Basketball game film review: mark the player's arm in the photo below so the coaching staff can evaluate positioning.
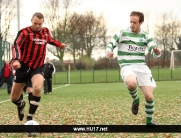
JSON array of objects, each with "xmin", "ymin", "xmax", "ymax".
[
  {"xmin": 51, "ymin": 63, "xmax": 56, "ymax": 75},
  {"xmin": 47, "ymin": 28, "xmax": 67, "ymax": 49},
  {"xmin": 106, "ymin": 32, "xmax": 120, "ymax": 58},
  {"xmin": 9, "ymin": 59, "xmax": 16, "ymax": 76},
  {"xmin": 12, "ymin": 32, "xmax": 26, "ymax": 69},
  {"xmin": 147, "ymin": 35, "xmax": 161, "ymax": 58},
  {"xmin": 149, "ymin": 46, "xmax": 161, "ymax": 58},
  {"xmin": 13, "ymin": 31, "xmax": 26, "ymax": 60}
]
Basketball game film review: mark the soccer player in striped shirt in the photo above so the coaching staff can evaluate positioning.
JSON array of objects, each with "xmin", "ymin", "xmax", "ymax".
[
  {"xmin": 106, "ymin": 11, "xmax": 161, "ymax": 126},
  {"xmin": 11, "ymin": 12, "xmax": 67, "ymax": 122}
]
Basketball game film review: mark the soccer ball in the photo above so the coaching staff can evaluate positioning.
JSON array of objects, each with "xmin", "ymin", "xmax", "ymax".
[{"xmin": 24, "ymin": 120, "xmax": 40, "ymax": 137}]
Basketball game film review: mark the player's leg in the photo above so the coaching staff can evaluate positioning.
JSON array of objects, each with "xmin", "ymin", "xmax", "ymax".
[
  {"xmin": 47, "ymin": 78, "xmax": 52, "ymax": 94},
  {"xmin": 26, "ymin": 68, "xmax": 44, "ymax": 121},
  {"xmin": 136, "ymin": 65, "xmax": 156, "ymax": 125},
  {"xmin": 26, "ymin": 80, "xmax": 33, "ymax": 104},
  {"xmin": 44, "ymin": 78, "xmax": 48, "ymax": 94},
  {"xmin": 121, "ymin": 66, "xmax": 140, "ymax": 115},
  {"xmin": 11, "ymin": 62, "xmax": 30, "ymax": 121},
  {"xmin": 139, "ymin": 86, "xmax": 156, "ymax": 125},
  {"xmin": 7, "ymin": 77, "xmax": 12, "ymax": 95},
  {"xmin": 0, "ymin": 77, "xmax": 5, "ymax": 87},
  {"xmin": 27, "ymin": 87, "xmax": 33, "ymax": 103},
  {"xmin": 11, "ymin": 82, "xmax": 26, "ymax": 121},
  {"xmin": 23, "ymin": 84, "xmax": 27, "ymax": 94}
]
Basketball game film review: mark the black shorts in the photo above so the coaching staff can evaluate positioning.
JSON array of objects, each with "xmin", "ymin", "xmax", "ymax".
[{"xmin": 14, "ymin": 62, "xmax": 44, "ymax": 83}]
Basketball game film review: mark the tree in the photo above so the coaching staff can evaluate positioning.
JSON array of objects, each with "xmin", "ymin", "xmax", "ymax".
[
  {"xmin": 80, "ymin": 11, "xmax": 107, "ymax": 57},
  {"xmin": 66, "ymin": 12, "xmax": 83, "ymax": 70},
  {"xmin": 42, "ymin": 0, "xmax": 81, "ymax": 71},
  {"xmin": 154, "ymin": 12, "xmax": 181, "ymax": 67},
  {"xmin": 174, "ymin": 36, "xmax": 181, "ymax": 50},
  {"xmin": 0, "ymin": 0, "xmax": 16, "ymax": 41},
  {"xmin": 0, "ymin": 0, "xmax": 16, "ymax": 68},
  {"xmin": 66, "ymin": 11, "xmax": 107, "ymax": 70}
]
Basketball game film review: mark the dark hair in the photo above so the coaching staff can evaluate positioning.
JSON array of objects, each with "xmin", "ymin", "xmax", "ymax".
[
  {"xmin": 32, "ymin": 12, "xmax": 44, "ymax": 20},
  {"xmin": 130, "ymin": 11, "xmax": 144, "ymax": 22}
]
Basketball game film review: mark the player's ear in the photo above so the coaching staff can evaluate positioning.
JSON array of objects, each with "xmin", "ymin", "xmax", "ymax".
[{"xmin": 140, "ymin": 21, "xmax": 143, "ymax": 25}]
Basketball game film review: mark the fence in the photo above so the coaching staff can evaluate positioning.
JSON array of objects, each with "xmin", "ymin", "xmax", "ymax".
[
  {"xmin": 0, "ymin": 39, "xmax": 12, "ymax": 89},
  {"xmin": 0, "ymin": 38, "xmax": 180, "ymax": 86},
  {"xmin": 52, "ymin": 57, "xmax": 181, "ymax": 84},
  {"xmin": 0, "ymin": 39, "xmax": 12, "ymax": 69}
]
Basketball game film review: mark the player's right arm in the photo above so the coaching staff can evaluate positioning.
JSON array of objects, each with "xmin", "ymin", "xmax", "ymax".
[{"xmin": 12, "ymin": 31, "xmax": 26, "ymax": 69}]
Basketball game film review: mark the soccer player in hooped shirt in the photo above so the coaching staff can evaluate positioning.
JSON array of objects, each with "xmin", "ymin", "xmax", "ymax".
[
  {"xmin": 106, "ymin": 11, "xmax": 161, "ymax": 126},
  {"xmin": 11, "ymin": 12, "xmax": 67, "ymax": 122}
]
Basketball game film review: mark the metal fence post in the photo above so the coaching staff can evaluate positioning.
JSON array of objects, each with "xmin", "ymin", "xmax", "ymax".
[
  {"xmin": 93, "ymin": 69, "xmax": 94, "ymax": 83},
  {"xmin": 0, "ymin": 39, "xmax": 2, "ymax": 69},
  {"xmin": 157, "ymin": 58, "xmax": 159, "ymax": 81}
]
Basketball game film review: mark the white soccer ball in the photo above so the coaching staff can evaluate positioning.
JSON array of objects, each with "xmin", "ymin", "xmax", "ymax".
[{"xmin": 24, "ymin": 120, "xmax": 40, "ymax": 137}]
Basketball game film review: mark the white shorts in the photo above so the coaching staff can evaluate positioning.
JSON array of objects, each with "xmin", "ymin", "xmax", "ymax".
[{"xmin": 120, "ymin": 64, "xmax": 156, "ymax": 89}]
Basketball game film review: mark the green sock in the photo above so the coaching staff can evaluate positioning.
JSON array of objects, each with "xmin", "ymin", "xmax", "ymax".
[
  {"xmin": 128, "ymin": 86, "xmax": 139, "ymax": 104},
  {"xmin": 134, "ymin": 97, "xmax": 140, "ymax": 104},
  {"xmin": 145, "ymin": 100, "xmax": 154, "ymax": 123}
]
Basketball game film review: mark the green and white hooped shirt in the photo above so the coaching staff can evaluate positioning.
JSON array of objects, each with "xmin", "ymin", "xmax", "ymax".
[{"xmin": 106, "ymin": 27, "xmax": 161, "ymax": 68}]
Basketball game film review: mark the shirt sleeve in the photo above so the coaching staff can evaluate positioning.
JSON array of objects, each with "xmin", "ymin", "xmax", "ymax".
[
  {"xmin": 106, "ymin": 30, "xmax": 122, "ymax": 57},
  {"xmin": 13, "ymin": 31, "xmax": 26, "ymax": 60},
  {"xmin": 47, "ymin": 28, "xmax": 64, "ymax": 48},
  {"xmin": 147, "ymin": 34, "xmax": 161, "ymax": 58}
]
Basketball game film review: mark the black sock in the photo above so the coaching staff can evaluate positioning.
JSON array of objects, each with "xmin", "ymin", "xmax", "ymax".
[
  {"xmin": 12, "ymin": 94, "xmax": 24, "ymax": 107},
  {"xmin": 28, "ymin": 92, "xmax": 33, "ymax": 104},
  {"xmin": 27, "ymin": 95, "xmax": 41, "ymax": 120}
]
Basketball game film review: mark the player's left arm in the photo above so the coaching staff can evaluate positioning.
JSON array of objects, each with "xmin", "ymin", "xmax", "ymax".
[
  {"xmin": 147, "ymin": 35, "xmax": 161, "ymax": 58},
  {"xmin": 47, "ymin": 28, "xmax": 67, "ymax": 49}
]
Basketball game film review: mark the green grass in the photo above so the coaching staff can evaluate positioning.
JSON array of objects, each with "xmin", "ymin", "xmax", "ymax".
[
  {"xmin": 0, "ymin": 81, "xmax": 180, "ymax": 137},
  {"xmin": 53, "ymin": 68, "xmax": 181, "ymax": 84}
]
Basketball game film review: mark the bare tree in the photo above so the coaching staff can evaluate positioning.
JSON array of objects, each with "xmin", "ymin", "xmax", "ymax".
[
  {"xmin": 66, "ymin": 12, "xmax": 83, "ymax": 69},
  {"xmin": 66, "ymin": 11, "xmax": 107, "ymax": 69},
  {"xmin": 81, "ymin": 11, "xmax": 107, "ymax": 57},
  {"xmin": 42, "ymin": 0, "xmax": 81, "ymax": 71},
  {"xmin": 0, "ymin": 0, "xmax": 16, "ymax": 41},
  {"xmin": 0, "ymin": 0, "xmax": 16, "ymax": 64},
  {"xmin": 174, "ymin": 37, "xmax": 181, "ymax": 50},
  {"xmin": 154, "ymin": 12, "xmax": 181, "ymax": 67}
]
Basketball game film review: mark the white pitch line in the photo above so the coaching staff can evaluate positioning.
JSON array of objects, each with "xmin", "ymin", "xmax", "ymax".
[{"xmin": 0, "ymin": 84, "xmax": 70, "ymax": 104}]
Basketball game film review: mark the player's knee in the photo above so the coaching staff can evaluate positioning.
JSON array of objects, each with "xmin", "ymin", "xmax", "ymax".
[
  {"xmin": 11, "ymin": 95, "xmax": 19, "ymax": 102},
  {"xmin": 33, "ymin": 86, "xmax": 41, "ymax": 93},
  {"xmin": 145, "ymin": 95, "xmax": 153, "ymax": 101},
  {"xmin": 127, "ymin": 82, "xmax": 137, "ymax": 91},
  {"xmin": 27, "ymin": 87, "xmax": 32, "ymax": 92}
]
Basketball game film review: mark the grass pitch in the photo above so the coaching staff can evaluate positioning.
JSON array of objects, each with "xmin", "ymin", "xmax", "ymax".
[{"xmin": 0, "ymin": 81, "xmax": 180, "ymax": 137}]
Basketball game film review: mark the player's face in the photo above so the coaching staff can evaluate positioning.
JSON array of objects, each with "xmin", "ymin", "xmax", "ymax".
[
  {"xmin": 31, "ymin": 16, "xmax": 44, "ymax": 32},
  {"xmin": 46, "ymin": 58, "xmax": 50, "ymax": 63},
  {"xmin": 130, "ymin": 16, "xmax": 143, "ymax": 34},
  {"xmin": 5, "ymin": 60, "xmax": 9, "ymax": 64}
]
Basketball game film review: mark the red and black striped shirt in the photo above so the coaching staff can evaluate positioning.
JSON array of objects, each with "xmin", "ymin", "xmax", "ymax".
[{"xmin": 12, "ymin": 26, "xmax": 63, "ymax": 69}]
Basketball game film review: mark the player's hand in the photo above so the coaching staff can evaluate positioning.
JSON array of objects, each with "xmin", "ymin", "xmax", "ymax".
[
  {"xmin": 13, "ymin": 61, "xmax": 21, "ymax": 70},
  {"xmin": 60, "ymin": 43, "xmax": 67, "ymax": 49},
  {"xmin": 107, "ymin": 52, "xmax": 114, "ymax": 58},
  {"xmin": 153, "ymin": 47, "xmax": 161, "ymax": 55}
]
